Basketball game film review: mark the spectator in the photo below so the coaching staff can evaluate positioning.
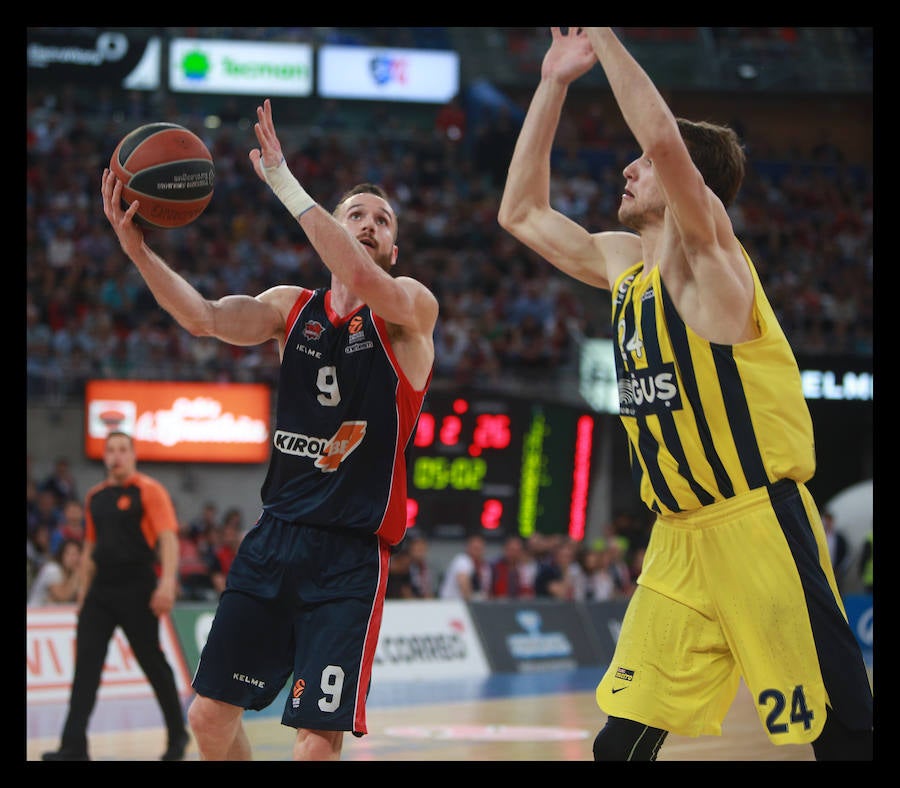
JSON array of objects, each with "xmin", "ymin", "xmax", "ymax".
[
  {"xmin": 50, "ymin": 498, "xmax": 86, "ymax": 554},
  {"xmin": 438, "ymin": 534, "xmax": 492, "ymax": 600},
  {"xmin": 534, "ymin": 538, "xmax": 583, "ymax": 600},
  {"xmin": 603, "ymin": 537, "xmax": 636, "ymax": 598},
  {"xmin": 27, "ymin": 523, "xmax": 55, "ymax": 596},
  {"xmin": 189, "ymin": 500, "xmax": 219, "ymax": 539},
  {"xmin": 490, "ymin": 535, "xmax": 534, "ymax": 598},
  {"xmin": 176, "ymin": 517, "xmax": 218, "ymax": 602},
  {"xmin": 406, "ymin": 533, "xmax": 435, "ymax": 598},
  {"xmin": 28, "ymin": 538, "xmax": 83, "ymax": 606},
  {"xmin": 523, "ymin": 532, "xmax": 554, "ymax": 588},
  {"xmin": 210, "ymin": 508, "xmax": 244, "ymax": 596},
  {"xmin": 576, "ymin": 543, "xmax": 618, "ymax": 601},
  {"xmin": 385, "ymin": 543, "xmax": 415, "ymax": 599},
  {"xmin": 28, "ymin": 487, "xmax": 64, "ymax": 540},
  {"xmin": 39, "ymin": 456, "xmax": 79, "ymax": 506}
]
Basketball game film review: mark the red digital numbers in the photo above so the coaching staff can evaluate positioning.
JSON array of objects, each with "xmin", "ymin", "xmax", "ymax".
[
  {"xmin": 481, "ymin": 499, "xmax": 503, "ymax": 530},
  {"xmin": 439, "ymin": 415, "xmax": 462, "ymax": 446},
  {"xmin": 413, "ymin": 413, "xmax": 435, "ymax": 447},
  {"xmin": 470, "ymin": 414, "xmax": 511, "ymax": 456},
  {"xmin": 406, "ymin": 497, "xmax": 419, "ymax": 527},
  {"xmin": 413, "ymin": 398, "xmax": 511, "ymax": 457}
]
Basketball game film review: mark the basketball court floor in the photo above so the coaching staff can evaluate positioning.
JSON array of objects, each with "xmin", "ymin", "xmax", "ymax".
[{"xmin": 27, "ymin": 667, "xmax": 832, "ymax": 763}]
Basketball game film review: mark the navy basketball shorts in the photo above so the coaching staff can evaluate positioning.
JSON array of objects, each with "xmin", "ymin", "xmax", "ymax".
[{"xmin": 191, "ymin": 511, "xmax": 391, "ymax": 735}]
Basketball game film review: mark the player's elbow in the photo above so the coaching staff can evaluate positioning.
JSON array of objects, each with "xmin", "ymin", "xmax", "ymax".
[
  {"xmin": 497, "ymin": 191, "xmax": 529, "ymax": 231},
  {"xmin": 498, "ymin": 200, "xmax": 534, "ymax": 239},
  {"xmin": 181, "ymin": 317, "xmax": 212, "ymax": 338}
]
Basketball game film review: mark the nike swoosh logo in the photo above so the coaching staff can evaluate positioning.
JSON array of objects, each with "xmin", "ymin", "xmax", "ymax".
[{"xmin": 611, "ymin": 687, "xmax": 627, "ymax": 694}]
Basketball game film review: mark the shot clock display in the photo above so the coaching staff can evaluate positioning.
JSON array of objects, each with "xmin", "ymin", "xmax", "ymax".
[{"xmin": 405, "ymin": 391, "xmax": 600, "ymax": 540}]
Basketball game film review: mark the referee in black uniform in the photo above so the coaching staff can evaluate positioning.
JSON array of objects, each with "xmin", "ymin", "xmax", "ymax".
[{"xmin": 42, "ymin": 432, "xmax": 189, "ymax": 761}]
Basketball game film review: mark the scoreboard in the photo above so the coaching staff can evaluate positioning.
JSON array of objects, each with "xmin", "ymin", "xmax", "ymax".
[{"xmin": 405, "ymin": 391, "xmax": 601, "ymax": 540}]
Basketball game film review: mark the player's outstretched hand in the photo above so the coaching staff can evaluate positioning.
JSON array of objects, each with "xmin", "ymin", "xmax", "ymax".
[
  {"xmin": 101, "ymin": 168, "xmax": 144, "ymax": 257},
  {"xmin": 543, "ymin": 27, "xmax": 598, "ymax": 84},
  {"xmin": 249, "ymin": 98, "xmax": 286, "ymax": 183}
]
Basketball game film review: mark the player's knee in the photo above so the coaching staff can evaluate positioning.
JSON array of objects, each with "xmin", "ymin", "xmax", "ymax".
[
  {"xmin": 293, "ymin": 728, "xmax": 343, "ymax": 761},
  {"xmin": 187, "ymin": 694, "xmax": 238, "ymax": 737},
  {"xmin": 593, "ymin": 716, "xmax": 668, "ymax": 761}
]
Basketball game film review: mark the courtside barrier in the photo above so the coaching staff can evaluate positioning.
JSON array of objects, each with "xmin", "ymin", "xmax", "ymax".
[
  {"xmin": 26, "ymin": 605, "xmax": 192, "ymax": 704},
  {"xmin": 26, "ymin": 594, "xmax": 871, "ymax": 701},
  {"xmin": 842, "ymin": 593, "xmax": 873, "ymax": 666},
  {"xmin": 468, "ymin": 599, "xmax": 622, "ymax": 673}
]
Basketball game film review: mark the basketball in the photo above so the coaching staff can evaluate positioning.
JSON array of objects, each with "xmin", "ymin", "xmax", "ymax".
[{"xmin": 109, "ymin": 123, "xmax": 215, "ymax": 229}]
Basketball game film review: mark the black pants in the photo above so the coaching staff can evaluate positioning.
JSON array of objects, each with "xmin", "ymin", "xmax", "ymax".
[{"xmin": 58, "ymin": 575, "xmax": 185, "ymax": 754}]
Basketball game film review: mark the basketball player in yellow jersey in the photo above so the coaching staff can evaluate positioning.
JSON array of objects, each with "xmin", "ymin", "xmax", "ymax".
[{"xmin": 499, "ymin": 27, "xmax": 872, "ymax": 761}]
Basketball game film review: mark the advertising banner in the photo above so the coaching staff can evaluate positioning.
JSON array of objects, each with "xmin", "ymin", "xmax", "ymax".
[
  {"xmin": 842, "ymin": 593, "xmax": 874, "ymax": 666},
  {"xmin": 580, "ymin": 599, "xmax": 629, "ymax": 666},
  {"xmin": 171, "ymin": 599, "xmax": 489, "ymax": 682},
  {"xmin": 468, "ymin": 600, "xmax": 607, "ymax": 673},
  {"xmin": 169, "ymin": 39, "xmax": 313, "ymax": 96},
  {"xmin": 170, "ymin": 603, "xmax": 218, "ymax": 677},
  {"xmin": 318, "ymin": 45, "xmax": 459, "ymax": 103},
  {"xmin": 26, "ymin": 28, "xmax": 160, "ymax": 89},
  {"xmin": 26, "ymin": 606, "xmax": 192, "ymax": 703},
  {"xmin": 373, "ymin": 600, "xmax": 490, "ymax": 680},
  {"xmin": 84, "ymin": 379, "xmax": 271, "ymax": 463}
]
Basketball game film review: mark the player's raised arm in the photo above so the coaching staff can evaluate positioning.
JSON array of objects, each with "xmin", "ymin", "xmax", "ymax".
[
  {"xmin": 101, "ymin": 168, "xmax": 288, "ymax": 348},
  {"xmin": 251, "ymin": 99, "xmax": 437, "ymax": 337},
  {"xmin": 584, "ymin": 27, "xmax": 734, "ymax": 257},
  {"xmin": 499, "ymin": 27, "xmax": 640, "ymax": 290}
]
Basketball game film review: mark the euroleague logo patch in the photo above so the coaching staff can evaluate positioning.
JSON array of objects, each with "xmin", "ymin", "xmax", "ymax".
[
  {"xmin": 384, "ymin": 725, "xmax": 590, "ymax": 742},
  {"xmin": 291, "ymin": 678, "xmax": 306, "ymax": 709}
]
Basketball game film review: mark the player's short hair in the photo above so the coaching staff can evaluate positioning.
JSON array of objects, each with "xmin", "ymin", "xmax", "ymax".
[
  {"xmin": 677, "ymin": 119, "xmax": 746, "ymax": 207},
  {"xmin": 334, "ymin": 183, "xmax": 398, "ymax": 240}
]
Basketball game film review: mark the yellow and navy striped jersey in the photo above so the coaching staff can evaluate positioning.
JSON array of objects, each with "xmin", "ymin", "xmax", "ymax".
[{"xmin": 610, "ymin": 245, "xmax": 815, "ymax": 515}]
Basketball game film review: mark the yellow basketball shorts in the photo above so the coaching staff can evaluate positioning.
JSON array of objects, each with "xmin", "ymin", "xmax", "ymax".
[{"xmin": 596, "ymin": 480, "xmax": 872, "ymax": 744}]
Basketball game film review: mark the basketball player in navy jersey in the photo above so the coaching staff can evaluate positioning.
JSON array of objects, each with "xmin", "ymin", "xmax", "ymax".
[
  {"xmin": 101, "ymin": 98, "xmax": 438, "ymax": 760},
  {"xmin": 499, "ymin": 28, "xmax": 872, "ymax": 760}
]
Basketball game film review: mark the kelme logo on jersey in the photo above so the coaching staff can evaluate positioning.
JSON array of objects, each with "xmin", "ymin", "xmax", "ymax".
[
  {"xmin": 273, "ymin": 421, "xmax": 367, "ymax": 472},
  {"xmin": 618, "ymin": 363, "xmax": 682, "ymax": 417}
]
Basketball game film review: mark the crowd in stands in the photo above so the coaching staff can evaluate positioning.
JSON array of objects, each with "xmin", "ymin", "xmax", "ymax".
[
  {"xmin": 392, "ymin": 516, "xmax": 650, "ymax": 603},
  {"xmin": 27, "ymin": 58, "xmax": 872, "ymax": 404}
]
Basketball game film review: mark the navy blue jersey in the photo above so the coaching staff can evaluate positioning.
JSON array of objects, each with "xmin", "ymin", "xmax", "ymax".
[{"xmin": 260, "ymin": 288, "xmax": 429, "ymax": 545}]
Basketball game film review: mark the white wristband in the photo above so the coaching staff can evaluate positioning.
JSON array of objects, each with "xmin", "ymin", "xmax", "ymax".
[{"xmin": 263, "ymin": 157, "xmax": 316, "ymax": 218}]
